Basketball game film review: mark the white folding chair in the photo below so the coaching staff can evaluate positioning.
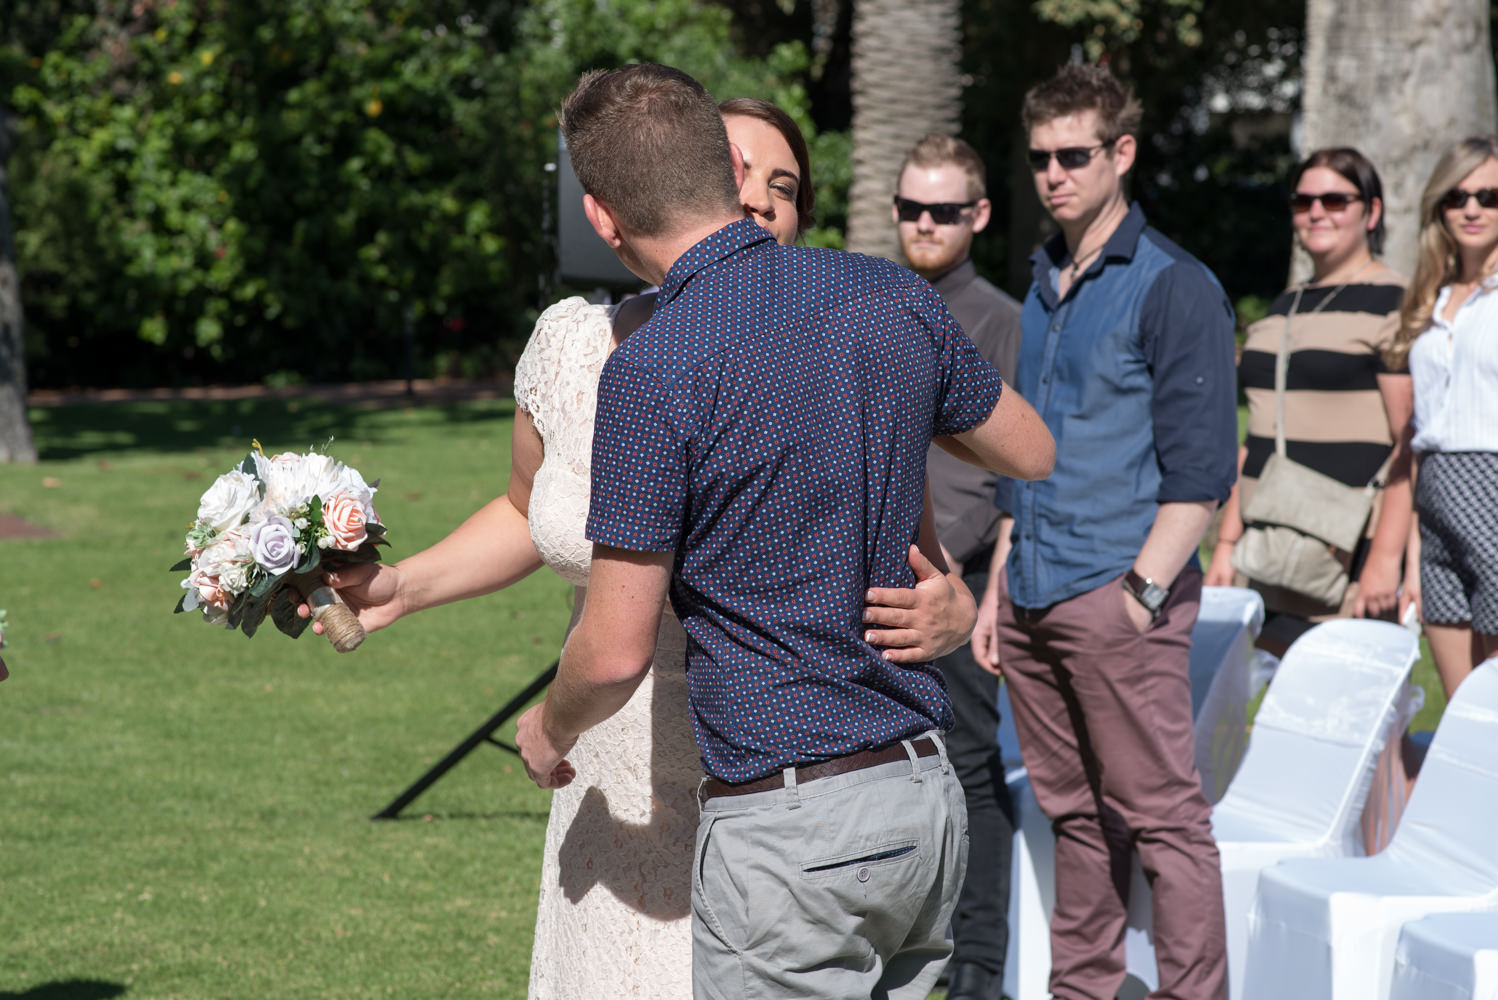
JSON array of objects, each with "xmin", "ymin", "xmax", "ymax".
[
  {"xmin": 1242, "ymin": 657, "xmax": 1498, "ymax": 1000},
  {"xmin": 1207, "ymin": 618, "xmax": 1420, "ymax": 1000},
  {"xmin": 1390, "ymin": 913, "xmax": 1498, "ymax": 1000},
  {"xmin": 1001, "ymin": 587, "xmax": 1265, "ymax": 1000}
]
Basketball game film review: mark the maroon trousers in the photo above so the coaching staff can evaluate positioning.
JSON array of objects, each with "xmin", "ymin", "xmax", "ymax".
[{"xmin": 994, "ymin": 566, "xmax": 1227, "ymax": 1000}]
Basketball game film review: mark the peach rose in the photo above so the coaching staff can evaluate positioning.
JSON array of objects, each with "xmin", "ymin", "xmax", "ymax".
[{"xmin": 323, "ymin": 491, "xmax": 368, "ymax": 549}]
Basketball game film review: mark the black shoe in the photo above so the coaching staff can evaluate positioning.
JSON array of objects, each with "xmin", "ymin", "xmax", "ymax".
[{"xmin": 944, "ymin": 961, "xmax": 1002, "ymax": 1000}]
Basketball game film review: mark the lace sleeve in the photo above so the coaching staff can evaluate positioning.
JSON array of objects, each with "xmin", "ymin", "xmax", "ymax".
[{"xmin": 513, "ymin": 296, "xmax": 598, "ymax": 440}]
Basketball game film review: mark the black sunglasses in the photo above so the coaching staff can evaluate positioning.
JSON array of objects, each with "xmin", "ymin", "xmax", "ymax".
[
  {"xmin": 1439, "ymin": 187, "xmax": 1498, "ymax": 211},
  {"xmin": 893, "ymin": 196, "xmax": 977, "ymax": 225},
  {"xmin": 1026, "ymin": 140, "xmax": 1115, "ymax": 172},
  {"xmin": 1289, "ymin": 192, "xmax": 1363, "ymax": 214}
]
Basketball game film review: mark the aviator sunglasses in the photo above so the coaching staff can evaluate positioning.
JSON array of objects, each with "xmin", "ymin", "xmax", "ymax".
[
  {"xmin": 1439, "ymin": 187, "xmax": 1498, "ymax": 211},
  {"xmin": 1026, "ymin": 140, "xmax": 1115, "ymax": 172},
  {"xmin": 1289, "ymin": 192, "xmax": 1362, "ymax": 214},
  {"xmin": 893, "ymin": 196, "xmax": 977, "ymax": 225}
]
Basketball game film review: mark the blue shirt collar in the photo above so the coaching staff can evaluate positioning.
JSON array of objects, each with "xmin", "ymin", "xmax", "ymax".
[
  {"xmin": 1031, "ymin": 201, "xmax": 1148, "ymax": 308},
  {"xmin": 658, "ymin": 217, "xmax": 776, "ymax": 305}
]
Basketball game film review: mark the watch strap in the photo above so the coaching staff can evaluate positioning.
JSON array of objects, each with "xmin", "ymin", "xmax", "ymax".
[{"xmin": 1123, "ymin": 569, "xmax": 1167, "ymax": 614}]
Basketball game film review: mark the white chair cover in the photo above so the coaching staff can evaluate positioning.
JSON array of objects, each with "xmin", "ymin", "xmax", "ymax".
[
  {"xmin": 1390, "ymin": 913, "xmax": 1498, "ymax": 1000},
  {"xmin": 1208, "ymin": 619, "xmax": 1420, "ymax": 1000},
  {"xmin": 1001, "ymin": 586, "xmax": 1265, "ymax": 1000},
  {"xmin": 1243, "ymin": 657, "xmax": 1498, "ymax": 1000}
]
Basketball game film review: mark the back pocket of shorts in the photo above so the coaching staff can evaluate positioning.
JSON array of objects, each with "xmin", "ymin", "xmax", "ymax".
[{"xmin": 800, "ymin": 842, "xmax": 918, "ymax": 879}]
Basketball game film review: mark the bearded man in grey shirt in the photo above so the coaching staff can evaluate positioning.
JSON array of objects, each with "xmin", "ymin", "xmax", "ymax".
[{"xmin": 892, "ymin": 133, "xmax": 1022, "ymax": 1000}]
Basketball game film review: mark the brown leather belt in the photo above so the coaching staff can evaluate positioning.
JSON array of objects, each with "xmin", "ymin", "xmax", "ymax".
[{"xmin": 701, "ymin": 736, "xmax": 940, "ymax": 800}]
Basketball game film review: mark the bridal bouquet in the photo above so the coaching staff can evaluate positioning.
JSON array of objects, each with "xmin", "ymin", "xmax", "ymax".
[{"xmin": 172, "ymin": 443, "xmax": 387, "ymax": 651}]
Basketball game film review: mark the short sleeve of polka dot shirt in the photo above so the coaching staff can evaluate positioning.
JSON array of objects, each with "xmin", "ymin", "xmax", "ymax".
[{"xmin": 587, "ymin": 218, "xmax": 1003, "ymax": 782}]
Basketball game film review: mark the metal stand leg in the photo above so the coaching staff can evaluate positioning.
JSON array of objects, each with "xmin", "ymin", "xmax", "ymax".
[{"xmin": 371, "ymin": 661, "xmax": 557, "ymax": 820}]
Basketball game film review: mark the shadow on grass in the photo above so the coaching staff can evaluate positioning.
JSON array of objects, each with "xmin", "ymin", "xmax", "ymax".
[
  {"xmin": 0, "ymin": 981, "xmax": 127, "ymax": 999},
  {"xmin": 28, "ymin": 396, "xmax": 511, "ymax": 462},
  {"xmin": 372, "ymin": 808, "xmax": 553, "ymax": 823}
]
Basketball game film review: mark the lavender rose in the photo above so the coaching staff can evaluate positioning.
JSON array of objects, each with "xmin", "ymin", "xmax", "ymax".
[{"xmin": 251, "ymin": 515, "xmax": 300, "ymax": 576}]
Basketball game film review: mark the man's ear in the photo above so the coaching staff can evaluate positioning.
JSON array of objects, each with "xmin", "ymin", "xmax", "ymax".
[
  {"xmin": 970, "ymin": 197, "xmax": 993, "ymax": 235},
  {"xmin": 1111, "ymin": 134, "xmax": 1137, "ymax": 178},
  {"xmin": 728, "ymin": 142, "xmax": 745, "ymax": 193},
  {"xmin": 583, "ymin": 193, "xmax": 623, "ymax": 248}
]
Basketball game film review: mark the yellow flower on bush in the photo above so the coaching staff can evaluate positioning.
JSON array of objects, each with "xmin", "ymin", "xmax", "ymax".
[
  {"xmin": 200, "ymin": 51, "xmax": 215, "ymax": 67},
  {"xmin": 168, "ymin": 71, "xmax": 183, "ymax": 85},
  {"xmin": 364, "ymin": 99, "xmax": 383, "ymax": 118}
]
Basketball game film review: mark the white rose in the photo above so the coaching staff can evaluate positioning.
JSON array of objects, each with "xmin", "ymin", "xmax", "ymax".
[{"xmin": 196, "ymin": 470, "xmax": 262, "ymax": 536}]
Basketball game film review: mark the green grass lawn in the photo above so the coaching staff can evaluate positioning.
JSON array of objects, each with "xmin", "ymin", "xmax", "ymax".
[
  {"xmin": 2, "ymin": 397, "xmax": 573, "ymax": 999},
  {"xmin": 0, "ymin": 395, "xmax": 1448, "ymax": 1000}
]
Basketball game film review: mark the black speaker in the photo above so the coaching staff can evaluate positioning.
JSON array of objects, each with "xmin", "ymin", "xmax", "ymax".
[{"xmin": 555, "ymin": 131, "xmax": 643, "ymax": 289}]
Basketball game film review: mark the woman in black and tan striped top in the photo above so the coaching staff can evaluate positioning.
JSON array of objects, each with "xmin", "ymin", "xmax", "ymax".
[{"xmin": 1206, "ymin": 147, "xmax": 1415, "ymax": 654}]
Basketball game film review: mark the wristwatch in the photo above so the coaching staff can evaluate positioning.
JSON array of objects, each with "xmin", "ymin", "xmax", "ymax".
[{"xmin": 1123, "ymin": 569, "xmax": 1169, "ymax": 617}]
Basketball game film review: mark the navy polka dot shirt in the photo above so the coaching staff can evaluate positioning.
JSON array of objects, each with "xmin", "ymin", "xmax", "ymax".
[{"xmin": 587, "ymin": 218, "xmax": 1004, "ymax": 782}]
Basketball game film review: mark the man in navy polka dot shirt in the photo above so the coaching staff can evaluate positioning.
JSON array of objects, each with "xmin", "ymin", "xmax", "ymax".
[{"xmin": 515, "ymin": 63, "xmax": 1054, "ymax": 998}]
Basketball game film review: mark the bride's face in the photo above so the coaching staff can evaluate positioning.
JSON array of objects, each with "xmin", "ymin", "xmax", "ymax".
[{"xmin": 724, "ymin": 114, "xmax": 802, "ymax": 246}]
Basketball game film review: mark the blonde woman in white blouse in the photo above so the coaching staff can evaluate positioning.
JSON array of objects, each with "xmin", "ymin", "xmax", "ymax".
[{"xmin": 1388, "ymin": 136, "xmax": 1498, "ymax": 697}]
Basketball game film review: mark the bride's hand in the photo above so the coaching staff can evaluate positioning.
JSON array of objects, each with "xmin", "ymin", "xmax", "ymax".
[
  {"xmin": 297, "ymin": 561, "xmax": 407, "ymax": 636},
  {"xmin": 862, "ymin": 545, "xmax": 976, "ymax": 663}
]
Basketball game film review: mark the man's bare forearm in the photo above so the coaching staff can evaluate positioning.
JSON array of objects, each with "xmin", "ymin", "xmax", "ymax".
[{"xmin": 1133, "ymin": 500, "xmax": 1218, "ymax": 586}]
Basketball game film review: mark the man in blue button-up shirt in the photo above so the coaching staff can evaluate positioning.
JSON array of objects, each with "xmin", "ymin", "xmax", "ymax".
[{"xmin": 972, "ymin": 63, "xmax": 1237, "ymax": 1000}]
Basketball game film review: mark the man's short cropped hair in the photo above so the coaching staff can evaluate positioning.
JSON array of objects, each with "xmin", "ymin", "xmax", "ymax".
[
  {"xmin": 560, "ymin": 63, "xmax": 742, "ymax": 237},
  {"xmin": 897, "ymin": 134, "xmax": 987, "ymax": 203},
  {"xmin": 1021, "ymin": 63, "xmax": 1143, "ymax": 144}
]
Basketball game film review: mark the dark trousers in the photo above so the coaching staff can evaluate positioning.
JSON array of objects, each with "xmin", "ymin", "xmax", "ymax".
[
  {"xmin": 936, "ymin": 567, "xmax": 1015, "ymax": 978},
  {"xmin": 993, "ymin": 566, "xmax": 1226, "ymax": 1000}
]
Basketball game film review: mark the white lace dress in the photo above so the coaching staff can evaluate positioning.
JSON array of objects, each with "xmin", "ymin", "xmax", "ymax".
[{"xmin": 513, "ymin": 297, "xmax": 697, "ymax": 1000}]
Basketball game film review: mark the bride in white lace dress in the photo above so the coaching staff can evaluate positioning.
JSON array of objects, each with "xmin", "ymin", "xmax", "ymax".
[{"xmin": 316, "ymin": 101, "xmax": 975, "ymax": 998}]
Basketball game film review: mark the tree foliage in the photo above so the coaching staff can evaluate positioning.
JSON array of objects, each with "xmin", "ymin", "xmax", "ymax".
[{"xmin": 4, "ymin": 0, "xmax": 829, "ymax": 388}]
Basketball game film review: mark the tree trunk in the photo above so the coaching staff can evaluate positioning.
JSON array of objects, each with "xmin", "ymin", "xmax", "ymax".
[
  {"xmin": 0, "ymin": 105, "xmax": 37, "ymax": 464},
  {"xmin": 1300, "ymin": 0, "xmax": 1497, "ymax": 280},
  {"xmin": 844, "ymin": 0, "xmax": 963, "ymax": 260}
]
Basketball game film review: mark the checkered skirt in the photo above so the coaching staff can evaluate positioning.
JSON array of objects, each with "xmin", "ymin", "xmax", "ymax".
[{"xmin": 1415, "ymin": 450, "xmax": 1498, "ymax": 632}]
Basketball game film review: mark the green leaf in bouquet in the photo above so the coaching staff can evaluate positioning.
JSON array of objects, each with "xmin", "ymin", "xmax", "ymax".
[
  {"xmin": 225, "ymin": 588, "xmax": 254, "ymax": 629},
  {"xmin": 333, "ymin": 540, "xmax": 386, "ymax": 566},
  {"xmin": 238, "ymin": 587, "xmax": 274, "ymax": 638},
  {"xmin": 270, "ymin": 586, "xmax": 312, "ymax": 639},
  {"xmin": 239, "ymin": 453, "xmax": 257, "ymax": 478},
  {"xmin": 170, "ymin": 556, "xmax": 192, "ymax": 572},
  {"xmin": 294, "ymin": 546, "xmax": 322, "ymax": 575},
  {"xmin": 365, "ymin": 522, "xmax": 388, "ymax": 542},
  {"xmin": 249, "ymin": 569, "xmax": 280, "ymax": 599}
]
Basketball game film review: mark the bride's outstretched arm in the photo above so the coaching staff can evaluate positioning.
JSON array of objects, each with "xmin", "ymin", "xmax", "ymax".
[{"xmin": 308, "ymin": 407, "xmax": 547, "ymax": 635}]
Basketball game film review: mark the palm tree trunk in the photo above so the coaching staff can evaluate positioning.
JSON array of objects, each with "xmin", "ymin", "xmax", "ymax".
[
  {"xmin": 1300, "ymin": 0, "xmax": 1497, "ymax": 280},
  {"xmin": 845, "ymin": 0, "xmax": 963, "ymax": 260},
  {"xmin": 0, "ymin": 105, "xmax": 37, "ymax": 464}
]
